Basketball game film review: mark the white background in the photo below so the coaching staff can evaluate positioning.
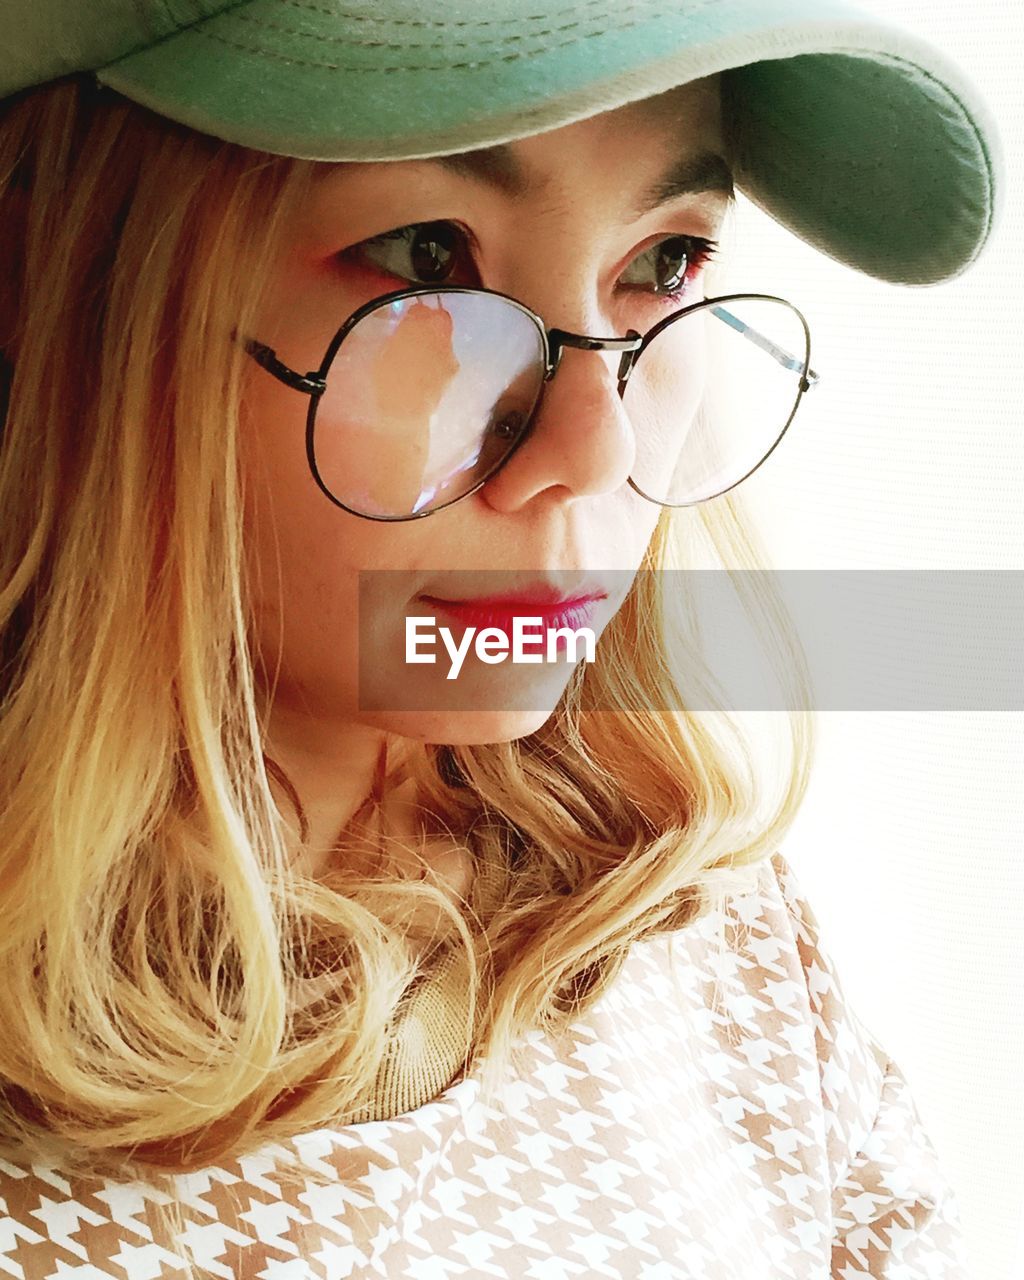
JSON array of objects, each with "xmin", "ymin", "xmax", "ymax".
[{"xmin": 715, "ymin": 4, "xmax": 1023, "ymax": 1277}]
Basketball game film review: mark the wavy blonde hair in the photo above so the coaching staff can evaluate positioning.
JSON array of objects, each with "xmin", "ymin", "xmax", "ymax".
[{"xmin": 0, "ymin": 74, "xmax": 814, "ymax": 1272}]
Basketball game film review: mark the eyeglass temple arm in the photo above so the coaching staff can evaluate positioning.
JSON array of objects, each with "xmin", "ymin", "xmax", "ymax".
[
  {"xmin": 240, "ymin": 336, "xmax": 327, "ymax": 396},
  {"xmin": 710, "ymin": 305, "xmax": 821, "ymax": 392}
]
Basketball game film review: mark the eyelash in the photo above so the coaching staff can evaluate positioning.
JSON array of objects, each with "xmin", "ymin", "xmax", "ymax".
[
  {"xmin": 649, "ymin": 235, "xmax": 719, "ymax": 301},
  {"xmin": 346, "ymin": 221, "xmax": 719, "ymax": 304}
]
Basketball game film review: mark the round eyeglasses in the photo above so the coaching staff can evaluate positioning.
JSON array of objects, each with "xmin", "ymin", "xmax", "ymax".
[{"xmin": 240, "ymin": 286, "xmax": 820, "ymax": 522}]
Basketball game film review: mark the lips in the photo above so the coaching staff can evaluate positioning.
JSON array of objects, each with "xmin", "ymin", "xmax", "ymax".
[
  {"xmin": 424, "ymin": 581, "xmax": 605, "ymax": 605},
  {"xmin": 422, "ymin": 588, "xmax": 605, "ymax": 609},
  {"xmin": 419, "ymin": 593, "xmax": 604, "ymax": 635}
]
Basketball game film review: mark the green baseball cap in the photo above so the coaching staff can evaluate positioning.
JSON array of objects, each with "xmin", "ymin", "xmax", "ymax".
[{"xmin": 1, "ymin": 0, "xmax": 1004, "ymax": 286}]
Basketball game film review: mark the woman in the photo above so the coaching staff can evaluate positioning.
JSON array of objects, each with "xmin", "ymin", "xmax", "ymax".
[{"xmin": 0, "ymin": 1, "xmax": 1002, "ymax": 1276}]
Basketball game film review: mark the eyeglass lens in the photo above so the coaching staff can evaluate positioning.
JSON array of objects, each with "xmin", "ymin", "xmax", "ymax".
[
  {"xmin": 310, "ymin": 292, "xmax": 808, "ymax": 518},
  {"xmin": 312, "ymin": 293, "xmax": 544, "ymax": 518},
  {"xmin": 625, "ymin": 297, "xmax": 809, "ymax": 506}
]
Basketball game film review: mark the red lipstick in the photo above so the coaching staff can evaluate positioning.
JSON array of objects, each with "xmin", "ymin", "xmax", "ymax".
[{"xmin": 419, "ymin": 586, "xmax": 606, "ymax": 648}]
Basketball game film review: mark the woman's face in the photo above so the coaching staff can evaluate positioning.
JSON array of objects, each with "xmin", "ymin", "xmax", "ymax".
[{"xmin": 241, "ymin": 77, "xmax": 732, "ymax": 745}]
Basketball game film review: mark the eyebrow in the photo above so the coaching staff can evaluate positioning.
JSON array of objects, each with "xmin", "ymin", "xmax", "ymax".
[{"xmin": 423, "ymin": 144, "xmax": 736, "ymax": 216}]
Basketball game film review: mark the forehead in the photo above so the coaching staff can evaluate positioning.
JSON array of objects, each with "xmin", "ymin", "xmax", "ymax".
[
  {"xmin": 523, "ymin": 76, "xmax": 726, "ymax": 155},
  {"xmin": 439, "ymin": 77, "xmax": 728, "ymax": 201},
  {"xmin": 298, "ymin": 77, "xmax": 729, "ymax": 244}
]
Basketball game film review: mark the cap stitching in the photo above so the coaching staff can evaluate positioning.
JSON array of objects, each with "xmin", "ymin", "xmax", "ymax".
[
  {"xmin": 192, "ymin": 22, "xmax": 644, "ymax": 70},
  {"xmin": 92, "ymin": 0, "xmax": 264, "ymax": 74},
  {"xmin": 232, "ymin": 8, "xmax": 605, "ymax": 51},
  {"xmin": 279, "ymin": 0, "xmax": 612, "ymax": 29},
  {"xmin": 199, "ymin": 0, "xmax": 718, "ymax": 66}
]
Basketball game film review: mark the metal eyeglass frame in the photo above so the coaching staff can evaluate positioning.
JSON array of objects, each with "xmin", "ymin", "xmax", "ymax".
[{"xmin": 239, "ymin": 285, "xmax": 820, "ymax": 523}]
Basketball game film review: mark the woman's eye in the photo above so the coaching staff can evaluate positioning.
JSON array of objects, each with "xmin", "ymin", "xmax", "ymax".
[
  {"xmin": 345, "ymin": 222, "xmax": 717, "ymax": 300},
  {"xmin": 349, "ymin": 220, "xmax": 474, "ymax": 286},
  {"xmin": 621, "ymin": 235, "xmax": 719, "ymax": 298}
]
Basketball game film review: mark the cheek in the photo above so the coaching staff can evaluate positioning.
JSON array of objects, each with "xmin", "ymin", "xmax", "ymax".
[
  {"xmin": 239, "ymin": 379, "xmax": 444, "ymax": 712},
  {"xmin": 602, "ymin": 487, "xmax": 664, "ymax": 571},
  {"xmin": 240, "ymin": 377, "xmax": 363, "ymax": 698}
]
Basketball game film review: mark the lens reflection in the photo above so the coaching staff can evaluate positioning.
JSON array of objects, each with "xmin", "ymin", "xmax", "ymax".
[{"xmin": 312, "ymin": 292, "xmax": 545, "ymax": 518}]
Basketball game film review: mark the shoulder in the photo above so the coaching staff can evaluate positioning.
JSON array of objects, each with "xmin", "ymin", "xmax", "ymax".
[{"xmin": 649, "ymin": 850, "xmax": 890, "ymax": 1187}]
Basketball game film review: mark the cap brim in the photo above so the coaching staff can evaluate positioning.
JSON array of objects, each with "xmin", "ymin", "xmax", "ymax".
[{"xmin": 96, "ymin": 0, "xmax": 1004, "ymax": 285}]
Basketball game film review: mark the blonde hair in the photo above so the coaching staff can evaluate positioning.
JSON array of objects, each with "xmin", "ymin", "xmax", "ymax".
[{"xmin": 0, "ymin": 74, "xmax": 814, "ymax": 1272}]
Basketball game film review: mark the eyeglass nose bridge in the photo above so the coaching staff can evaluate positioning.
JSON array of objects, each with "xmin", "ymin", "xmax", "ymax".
[{"xmin": 545, "ymin": 327, "xmax": 645, "ymax": 386}]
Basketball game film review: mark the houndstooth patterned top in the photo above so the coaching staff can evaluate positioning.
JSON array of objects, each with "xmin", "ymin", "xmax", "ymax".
[{"xmin": 0, "ymin": 852, "xmax": 969, "ymax": 1278}]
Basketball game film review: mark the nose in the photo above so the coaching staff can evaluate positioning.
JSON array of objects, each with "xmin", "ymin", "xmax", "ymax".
[{"xmin": 479, "ymin": 336, "xmax": 637, "ymax": 513}]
